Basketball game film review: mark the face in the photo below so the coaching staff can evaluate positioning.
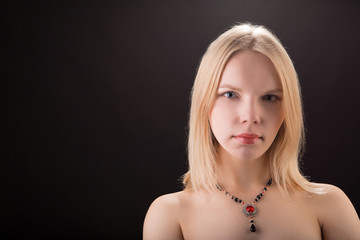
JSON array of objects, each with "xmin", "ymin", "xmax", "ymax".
[{"xmin": 209, "ymin": 50, "xmax": 284, "ymax": 161}]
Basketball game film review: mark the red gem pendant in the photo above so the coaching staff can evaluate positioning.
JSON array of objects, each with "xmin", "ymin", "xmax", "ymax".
[
  {"xmin": 243, "ymin": 204, "xmax": 258, "ymax": 217},
  {"xmin": 246, "ymin": 205, "xmax": 255, "ymax": 212}
]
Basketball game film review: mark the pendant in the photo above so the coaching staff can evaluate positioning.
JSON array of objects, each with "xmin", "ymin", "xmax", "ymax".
[
  {"xmin": 250, "ymin": 223, "xmax": 256, "ymax": 232},
  {"xmin": 243, "ymin": 203, "xmax": 258, "ymax": 217}
]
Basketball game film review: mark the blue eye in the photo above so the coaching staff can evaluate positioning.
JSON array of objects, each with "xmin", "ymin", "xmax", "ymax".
[
  {"xmin": 263, "ymin": 94, "xmax": 280, "ymax": 102},
  {"xmin": 224, "ymin": 91, "xmax": 237, "ymax": 98}
]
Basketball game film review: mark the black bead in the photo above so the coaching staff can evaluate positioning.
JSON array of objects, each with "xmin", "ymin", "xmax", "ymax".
[
  {"xmin": 257, "ymin": 195, "xmax": 261, "ymax": 199},
  {"xmin": 264, "ymin": 187, "xmax": 267, "ymax": 191},
  {"xmin": 250, "ymin": 219, "xmax": 254, "ymax": 223},
  {"xmin": 250, "ymin": 224, "xmax": 256, "ymax": 232},
  {"xmin": 234, "ymin": 197, "xmax": 238, "ymax": 202},
  {"xmin": 239, "ymin": 199, "xmax": 242, "ymax": 203},
  {"xmin": 255, "ymin": 198, "xmax": 258, "ymax": 202},
  {"xmin": 231, "ymin": 196, "xmax": 234, "ymax": 200},
  {"xmin": 260, "ymin": 193, "xmax": 263, "ymax": 197}
]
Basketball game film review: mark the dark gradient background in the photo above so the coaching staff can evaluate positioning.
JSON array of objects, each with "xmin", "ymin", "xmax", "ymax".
[{"xmin": 3, "ymin": 1, "xmax": 360, "ymax": 239}]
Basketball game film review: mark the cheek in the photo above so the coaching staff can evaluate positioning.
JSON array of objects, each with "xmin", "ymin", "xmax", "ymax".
[
  {"xmin": 210, "ymin": 107, "xmax": 226, "ymax": 125},
  {"xmin": 209, "ymin": 107, "xmax": 223, "ymax": 134},
  {"xmin": 265, "ymin": 105, "xmax": 284, "ymax": 132},
  {"xmin": 277, "ymin": 106, "xmax": 285, "ymax": 126},
  {"xmin": 209, "ymin": 101, "xmax": 234, "ymax": 136}
]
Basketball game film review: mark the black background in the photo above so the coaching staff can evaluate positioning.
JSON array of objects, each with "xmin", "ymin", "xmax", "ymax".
[{"xmin": 3, "ymin": 1, "xmax": 360, "ymax": 239}]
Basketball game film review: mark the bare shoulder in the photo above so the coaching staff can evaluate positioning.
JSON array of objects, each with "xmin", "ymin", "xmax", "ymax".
[
  {"xmin": 306, "ymin": 183, "xmax": 360, "ymax": 240},
  {"xmin": 307, "ymin": 183, "xmax": 356, "ymax": 207},
  {"xmin": 143, "ymin": 191, "xmax": 189, "ymax": 240},
  {"xmin": 307, "ymin": 183, "xmax": 357, "ymax": 216}
]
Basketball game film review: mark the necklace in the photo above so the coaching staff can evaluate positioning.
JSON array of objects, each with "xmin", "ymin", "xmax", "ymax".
[{"xmin": 216, "ymin": 178, "xmax": 272, "ymax": 233}]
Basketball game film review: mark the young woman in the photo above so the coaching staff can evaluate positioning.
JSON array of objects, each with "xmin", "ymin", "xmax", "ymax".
[{"xmin": 143, "ymin": 23, "xmax": 360, "ymax": 240}]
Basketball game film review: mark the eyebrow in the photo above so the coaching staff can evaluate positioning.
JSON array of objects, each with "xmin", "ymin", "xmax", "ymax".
[
  {"xmin": 265, "ymin": 88, "xmax": 283, "ymax": 94},
  {"xmin": 218, "ymin": 84, "xmax": 242, "ymax": 92},
  {"xmin": 218, "ymin": 84, "xmax": 283, "ymax": 94}
]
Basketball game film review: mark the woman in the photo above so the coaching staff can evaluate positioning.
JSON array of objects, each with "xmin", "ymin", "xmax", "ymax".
[{"xmin": 143, "ymin": 23, "xmax": 360, "ymax": 239}]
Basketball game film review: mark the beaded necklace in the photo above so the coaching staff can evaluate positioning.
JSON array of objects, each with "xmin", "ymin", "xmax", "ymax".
[{"xmin": 216, "ymin": 178, "xmax": 272, "ymax": 233}]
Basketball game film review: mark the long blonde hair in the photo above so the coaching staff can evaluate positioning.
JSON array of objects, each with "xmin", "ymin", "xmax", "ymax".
[{"xmin": 183, "ymin": 22, "xmax": 316, "ymax": 194}]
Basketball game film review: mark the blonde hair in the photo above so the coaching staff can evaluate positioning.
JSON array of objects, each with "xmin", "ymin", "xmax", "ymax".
[{"xmin": 183, "ymin": 22, "xmax": 316, "ymax": 195}]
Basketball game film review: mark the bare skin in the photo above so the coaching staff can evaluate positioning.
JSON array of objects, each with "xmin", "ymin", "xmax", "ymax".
[
  {"xmin": 143, "ymin": 51, "xmax": 360, "ymax": 239},
  {"xmin": 143, "ymin": 183, "xmax": 360, "ymax": 240}
]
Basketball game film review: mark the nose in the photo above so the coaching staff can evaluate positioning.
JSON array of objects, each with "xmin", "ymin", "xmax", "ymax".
[{"xmin": 239, "ymin": 98, "xmax": 261, "ymax": 124}]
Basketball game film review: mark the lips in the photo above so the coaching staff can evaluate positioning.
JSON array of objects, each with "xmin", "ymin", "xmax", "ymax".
[{"xmin": 234, "ymin": 133, "xmax": 261, "ymax": 144}]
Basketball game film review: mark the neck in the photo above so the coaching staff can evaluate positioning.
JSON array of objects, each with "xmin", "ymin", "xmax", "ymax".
[{"xmin": 216, "ymin": 146, "xmax": 271, "ymax": 194}]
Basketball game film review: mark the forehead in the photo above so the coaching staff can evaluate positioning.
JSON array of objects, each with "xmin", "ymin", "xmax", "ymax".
[{"xmin": 219, "ymin": 50, "xmax": 281, "ymax": 90}]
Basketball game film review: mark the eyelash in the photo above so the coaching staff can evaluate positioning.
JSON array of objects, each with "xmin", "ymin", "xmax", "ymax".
[
  {"xmin": 262, "ymin": 94, "xmax": 281, "ymax": 102},
  {"xmin": 222, "ymin": 91, "xmax": 238, "ymax": 98},
  {"xmin": 221, "ymin": 91, "xmax": 281, "ymax": 102}
]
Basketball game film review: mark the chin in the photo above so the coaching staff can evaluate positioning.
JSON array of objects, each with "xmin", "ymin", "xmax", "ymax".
[{"xmin": 227, "ymin": 149, "xmax": 264, "ymax": 162}]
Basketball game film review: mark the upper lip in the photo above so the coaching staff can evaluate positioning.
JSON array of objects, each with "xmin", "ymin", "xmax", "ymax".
[{"xmin": 235, "ymin": 133, "xmax": 260, "ymax": 139}]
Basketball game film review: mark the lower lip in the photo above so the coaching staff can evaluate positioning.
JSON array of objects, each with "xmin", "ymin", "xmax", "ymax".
[{"xmin": 235, "ymin": 137, "xmax": 260, "ymax": 144}]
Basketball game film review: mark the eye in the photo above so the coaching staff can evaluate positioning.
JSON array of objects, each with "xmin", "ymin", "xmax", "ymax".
[
  {"xmin": 223, "ymin": 91, "xmax": 237, "ymax": 98},
  {"xmin": 263, "ymin": 94, "xmax": 280, "ymax": 102}
]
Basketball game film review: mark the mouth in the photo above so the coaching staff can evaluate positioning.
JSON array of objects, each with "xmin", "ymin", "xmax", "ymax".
[{"xmin": 234, "ymin": 133, "xmax": 262, "ymax": 144}]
